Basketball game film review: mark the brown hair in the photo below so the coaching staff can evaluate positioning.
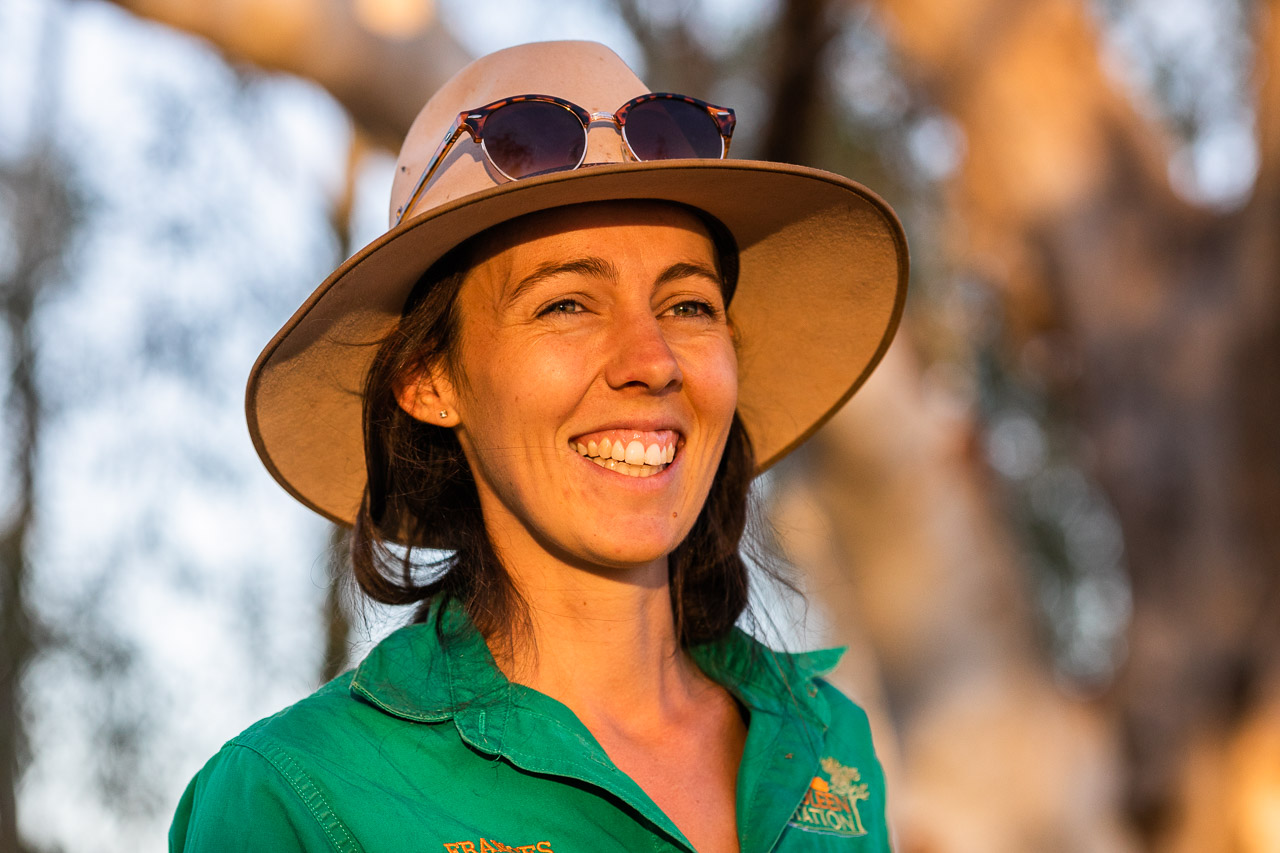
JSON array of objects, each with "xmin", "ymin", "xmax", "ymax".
[{"xmin": 350, "ymin": 205, "xmax": 760, "ymax": 647}]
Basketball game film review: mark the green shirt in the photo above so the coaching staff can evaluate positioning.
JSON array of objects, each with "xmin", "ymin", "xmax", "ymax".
[{"xmin": 170, "ymin": 601, "xmax": 891, "ymax": 852}]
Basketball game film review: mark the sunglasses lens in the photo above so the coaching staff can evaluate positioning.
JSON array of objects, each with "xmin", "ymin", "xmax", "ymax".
[
  {"xmin": 624, "ymin": 99, "xmax": 724, "ymax": 161},
  {"xmin": 482, "ymin": 101, "xmax": 586, "ymax": 179}
]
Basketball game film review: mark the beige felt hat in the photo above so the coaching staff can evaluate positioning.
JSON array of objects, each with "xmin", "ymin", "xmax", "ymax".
[{"xmin": 246, "ymin": 40, "xmax": 908, "ymax": 530}]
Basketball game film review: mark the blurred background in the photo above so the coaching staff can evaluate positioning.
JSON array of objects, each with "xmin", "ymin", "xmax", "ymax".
[{"xmin": 1, "ymin": 0, "xmax": 1277, "ymax": 850}]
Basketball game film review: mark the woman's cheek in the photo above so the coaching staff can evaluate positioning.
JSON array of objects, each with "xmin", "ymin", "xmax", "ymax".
[{"xmin": 700, "ymin": 340, "xmax": 739, "ymax": 423}]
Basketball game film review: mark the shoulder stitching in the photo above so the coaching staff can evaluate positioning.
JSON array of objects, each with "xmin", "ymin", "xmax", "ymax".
[{"xmin": 230, "ymin": 738, "xmax": 366, "ymax": 853}]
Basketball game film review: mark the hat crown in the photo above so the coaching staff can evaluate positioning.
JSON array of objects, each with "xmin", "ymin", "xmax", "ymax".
[{"xmin": 389, "ymin": 41, "xmax": 649, "ymax": 225}]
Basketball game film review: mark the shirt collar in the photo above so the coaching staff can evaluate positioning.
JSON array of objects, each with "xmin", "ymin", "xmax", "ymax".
[
  {"xmin": 351, "ymin": 597, "xmax": 845, "ymax": 730},
  {"xmin": 350, "ymin": 597, "xmax": 501, "ymax": 723}
]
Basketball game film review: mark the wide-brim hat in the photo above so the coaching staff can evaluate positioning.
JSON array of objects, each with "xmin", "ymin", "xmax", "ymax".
[{"xmin": 246, "ymin": 40, "xmax": 908, "ymax": 533}]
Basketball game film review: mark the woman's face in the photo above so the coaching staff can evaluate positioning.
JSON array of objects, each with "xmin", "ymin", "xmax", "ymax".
[{"xmin": 417, "ymin": 202, "xmax": 737, "ymax": 572}]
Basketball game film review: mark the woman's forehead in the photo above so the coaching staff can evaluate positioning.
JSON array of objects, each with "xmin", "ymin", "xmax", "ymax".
[{"xmin": 462, "ymin": 201, "xmax": 723, "ymax": 301}]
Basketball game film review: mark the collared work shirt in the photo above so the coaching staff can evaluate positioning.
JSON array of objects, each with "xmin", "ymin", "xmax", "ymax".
[{"xmin": 171, "ymin": 603, "xmax": 891, "ymax": 852}]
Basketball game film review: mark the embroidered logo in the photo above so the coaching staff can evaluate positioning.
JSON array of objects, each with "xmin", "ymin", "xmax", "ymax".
[
  {"xmin": 442, "ymin": 840, "xmax": 553, "ymax": 853},
  {"xmin": 787, "ymin": 757, "xmax": 870, "ymax": 837}
]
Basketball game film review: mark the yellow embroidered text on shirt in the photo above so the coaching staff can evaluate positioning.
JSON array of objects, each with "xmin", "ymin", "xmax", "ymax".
[{"xmin": 442, "ymin": 839, "xmax": 553, "ymax": 853}]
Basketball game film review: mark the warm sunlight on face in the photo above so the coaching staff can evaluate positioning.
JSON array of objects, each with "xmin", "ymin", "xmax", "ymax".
[{"xmin": 436, "ymin": 202, "xmax": 738, "ymax": 572}]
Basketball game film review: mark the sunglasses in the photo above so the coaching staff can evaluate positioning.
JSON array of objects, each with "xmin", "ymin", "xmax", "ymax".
[{"xmin": 394, "ymin": 92, "xmax": 736, "ymax": 226}]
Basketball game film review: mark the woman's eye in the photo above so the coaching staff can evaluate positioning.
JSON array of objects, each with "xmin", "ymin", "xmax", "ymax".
[
  {"xmin": 669, "ymin": 300, "xmax": 717, "ymax": 318},
  {"xmin": 540, "ymin": 299, "xmax": 584, "ymax": 316}
]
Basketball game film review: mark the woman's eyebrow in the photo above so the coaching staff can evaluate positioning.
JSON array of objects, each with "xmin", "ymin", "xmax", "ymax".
[
  {"xmin": 505, "ymin": 257, "xmax": 618, "ymax": 305},
  {"xmin": 655, "ymin": 261, "xmax": 723, "ymax": 288}
]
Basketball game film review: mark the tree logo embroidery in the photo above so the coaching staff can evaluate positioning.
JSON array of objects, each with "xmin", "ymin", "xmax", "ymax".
[{"xmin": 787, "ymin": 757, "xmax": 870, "ymax": 837}]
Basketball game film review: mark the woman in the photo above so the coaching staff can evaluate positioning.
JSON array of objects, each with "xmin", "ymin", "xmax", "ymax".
[{"xmin": 171, "ymin": 41, "xmax": 907, "ymax": 852}]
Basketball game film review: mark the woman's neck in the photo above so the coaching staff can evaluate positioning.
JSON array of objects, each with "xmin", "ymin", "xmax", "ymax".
[
  {"xmin": 481, "ymin": 527, "xmax": 747, "ymax": 853},
  {"xmin": 490, "ymin": 545, "xmax": 710, "ymax": 733}
]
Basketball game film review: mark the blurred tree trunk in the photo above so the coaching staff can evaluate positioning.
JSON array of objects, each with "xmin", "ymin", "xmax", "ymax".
[
  {"xmin": 864, "ymin": 0, "xmax": 1280, "ymax": 849},
  {"xmin": 1, "ymin": 7, "xmax": 76, "ymax": 847},
  {"xmin": 97, "ymin": 0, "xmax": 469, "ymax": 149},
  {"xmin": 0, "ymin": 158, "xmax": 77, "ymax": 853},
  {"xmin": 0, "ymin": 155, "xmax": 45, "ymax": 852}
]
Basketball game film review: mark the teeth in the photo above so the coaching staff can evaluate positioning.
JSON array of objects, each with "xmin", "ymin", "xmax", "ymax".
[
  {"xmin": 573, "ymin": 432, "xmax": 680, "ymax": 476},
  {"xmin": 625, "ymin": 441, "xmax": 645, "ymax": 465},
  {"xmin": 585, "ymin": 454, "xmax": 668, "ymax": 477}
]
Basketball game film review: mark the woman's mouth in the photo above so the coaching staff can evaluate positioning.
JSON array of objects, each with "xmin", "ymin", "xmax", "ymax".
[{"xmin": 570, "ymin": 429, "xmax": 679, "ymax": 478}]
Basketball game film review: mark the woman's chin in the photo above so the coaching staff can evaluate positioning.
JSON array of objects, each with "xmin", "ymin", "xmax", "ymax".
[{"xmin": 559, "ymin": 527, "xmax": 687, "ymax": 573}]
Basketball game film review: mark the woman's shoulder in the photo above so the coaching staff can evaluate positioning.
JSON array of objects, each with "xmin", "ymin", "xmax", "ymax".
[
  {"xmin": 170, "ymin": 622, "xmax": 456, "ymax": 852},
  {"xmin": 185, "ymin": 670, "xmax": 385, "ymax": 775},
  {"xmin": 222, "ymin": 670, "xmax": 369, "ymax": 753},
  {"xmin": 169, "ymin": 672, "xmax": 369, "ymax": 852},
  {"xmin": 170, "ymin": 621, "xmax": 477, "ymax": 852}
]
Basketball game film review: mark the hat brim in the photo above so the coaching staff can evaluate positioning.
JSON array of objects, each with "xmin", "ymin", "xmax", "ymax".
[{"xmin": 247, "ymin": 158, "xmax": 908, "ymax": 530}]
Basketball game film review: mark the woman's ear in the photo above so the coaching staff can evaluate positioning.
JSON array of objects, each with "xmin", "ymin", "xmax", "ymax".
[{"xmin": 394, "ymin": 362, "xmax": 460, "ymax": 426}]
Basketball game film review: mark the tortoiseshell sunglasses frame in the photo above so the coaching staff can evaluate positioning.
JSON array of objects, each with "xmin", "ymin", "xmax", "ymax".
[{"xmin": 393, "ymin": 92, "xmax": 736, "ymax": 226}]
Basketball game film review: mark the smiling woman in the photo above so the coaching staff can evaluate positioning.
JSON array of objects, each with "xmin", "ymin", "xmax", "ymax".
[
  {"xmin": 365, "ymin": 202, "xmax": 749, "ymax": 649},
  {"xmin": 171, "ymin": 40, "xmax": 908, "ymax": 853}
]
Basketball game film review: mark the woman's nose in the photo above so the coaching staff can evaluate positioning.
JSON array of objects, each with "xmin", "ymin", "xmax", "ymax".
[{"xmin": 603, "ymin": 313, "xmax": 683, "ymax": 393}]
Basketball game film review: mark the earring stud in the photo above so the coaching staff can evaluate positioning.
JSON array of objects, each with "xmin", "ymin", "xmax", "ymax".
[{"xmin": 439, "ymin": 410, "xmax": 448, "ymax": 419}]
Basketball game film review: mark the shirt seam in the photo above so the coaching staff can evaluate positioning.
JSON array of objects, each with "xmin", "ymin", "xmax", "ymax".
[
  {"xmin": 230, "ymin": 739, "xmax": 365, "ymax": 853},
  {"xmin": 350, "ymin": 678, "xmax": 451, "ymax": 723}
]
